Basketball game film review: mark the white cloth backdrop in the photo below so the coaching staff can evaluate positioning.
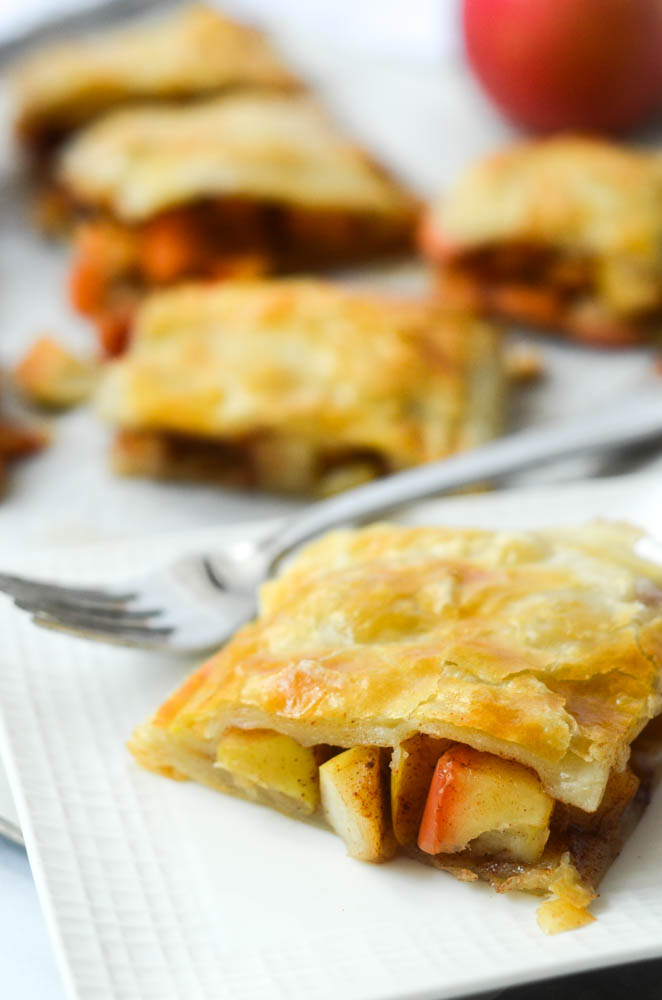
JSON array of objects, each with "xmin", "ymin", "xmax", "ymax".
[{"xmin": 0, "ymin": 0, "xmax": 461, "ymax": 61}]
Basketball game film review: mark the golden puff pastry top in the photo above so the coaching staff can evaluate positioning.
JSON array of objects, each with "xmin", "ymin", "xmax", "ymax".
[
  {"xmin": 148, "ymin": 522, "xmax": 662, "ymax": 812},
  {"xmin": 57, "ymin": 92, "xmax": 416, "ymax": 221},
  {"xmin": 428, "ymin": 136, "xmax": 662, "ymax": 314},
  {"xmin": 97, "ymin": 278, "xmax": 503, "ymax": 465},
  {"xmin": 14, "ymin": 4, "xmax": 298, "ymax": 137}
]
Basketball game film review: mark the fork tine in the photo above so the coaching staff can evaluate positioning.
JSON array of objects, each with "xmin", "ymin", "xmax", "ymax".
[
  {"xmin": 29, "ymin": 605, "xmax": 167, "ymax": 632},
  {"xmin": 0, "ymin": 572, "xmax": 136, "ymax": 608},
  {"xmin": 31, "ymin": 607, "xmax": 173, "ymax": 641},
  {"xmin": 14, "ymin": 597, "xmax": 160, "ymax": 620},
  {"xmin": 32, "ymin": 613, "xmax": 174, "ymax": 648}
]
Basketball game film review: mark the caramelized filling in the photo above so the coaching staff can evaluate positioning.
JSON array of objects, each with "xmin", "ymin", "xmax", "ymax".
[
  {"xmin": 439, "ymin": 241, "xmax": 661, "ymax": 346},
  {"xmin": 209, "ymin": 727, "xmax": 646, "ymax": 926},
  {"xmin": 129, "ymin": 708, "xmax": 654, "ymax": 934},
  {"xmin": 113, "ymin": 427, "xmax": 391, "ymax": 496},
  {"xmin": 69, "ymin": 198, "xmax": 414, "ymax": 353}
]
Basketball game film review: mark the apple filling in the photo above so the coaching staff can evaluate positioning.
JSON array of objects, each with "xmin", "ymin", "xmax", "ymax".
[
  {"xmin": 112, "ymin": 427, "xmax": 391, "ymax": 496},
  {"xmin": 432, "ymin": 241, "xmax": 662, "ymax": 346},
  {"xmin": 68, "ymin": 200, "xmax": 414, "ymax": 355},
  {"xmin": 208, "ymin": 727, "xmax": 646, "ymax": 931},
  {"xmin": 216, "ymin": 729, "xmax": 322, "ymax": 817}
]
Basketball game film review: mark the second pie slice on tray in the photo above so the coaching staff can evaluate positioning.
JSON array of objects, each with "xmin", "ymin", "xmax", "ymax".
[
  {"xmin": 96, "ymin": 277, "xmax": 503, "ymax": 496},
  {"xmin": 58, "ymin": 93, "xmax": 419, "ymax": 354}
]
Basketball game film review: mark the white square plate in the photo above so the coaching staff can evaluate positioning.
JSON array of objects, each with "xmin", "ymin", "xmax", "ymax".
[
  {"xmin": 0, "ymin": 754, "xmax": 21, "ymax": 841},
  {"xmin": 3, "ymin": 476, "xmax": 662, "ymax": 1000}
]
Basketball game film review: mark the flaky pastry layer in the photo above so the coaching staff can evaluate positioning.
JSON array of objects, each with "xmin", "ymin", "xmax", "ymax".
[
  {"xmin": 132, "ymin": 522, "xmax": 662, "ymax": 812},
  {"xmin": 96, "ymin": 278, "xmax": 504, "ymax": 485},
  {"xmin": 58, "ymin": 92, "xmax": 416, "ymax": 222},
  {"xmin": 13, "ymin": 4, "xmax": 298, "ymax": 145}
]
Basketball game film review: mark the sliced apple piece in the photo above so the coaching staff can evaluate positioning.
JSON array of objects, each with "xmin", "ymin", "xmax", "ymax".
[
  {"xmin": 469, "ymin": 826, "xmax": 550, "ymax": 862},
  {"xmin": 418, "ymin": 745, "xmax": 553, "ymax": 864},
  {"xmin": 391, "ymin": 734, "xmax": 450, "ymax": 845},
  {"xmin": 320, "ymin": 746, "xmax": 397, "ymax": 863},
  {"xmin": 15, "ymin": 336, "xmax": 98, "ymax": 409},
  {"xmin": 215, "ymin": 728, "xmax": 319, "ymax": 817}
]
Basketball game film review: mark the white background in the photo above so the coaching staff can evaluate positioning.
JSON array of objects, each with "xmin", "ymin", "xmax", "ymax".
[{"xmin": 0, "ymin": 0, "xmax": 461, "ymax": 62}]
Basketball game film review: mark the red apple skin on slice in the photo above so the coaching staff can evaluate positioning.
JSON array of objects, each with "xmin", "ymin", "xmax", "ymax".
[
  {"xmin": 391, "ymin": 735, "xmax": 450, "ymax": 846},
  {"xmin": 417, "ymin": 744, "xmax": 553, "ymax": 862}
]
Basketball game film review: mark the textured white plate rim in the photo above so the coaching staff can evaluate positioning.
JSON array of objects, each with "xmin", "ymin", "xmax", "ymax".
[
  {"xmin": 3, "ymin": 473, "xmax": 662, "ymax": 1000},
  {"xmin": 0, "ymin": 713, "xmax": 79, "ymax": 999},
  {"xmin": 0, "ymin": 793, "xmax": 22, "ymax": 844}
]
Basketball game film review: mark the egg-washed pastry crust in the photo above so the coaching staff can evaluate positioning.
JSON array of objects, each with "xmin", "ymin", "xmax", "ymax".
[
  {"xmin": 13, "ymin": 4, "xmax": 299, "ymax": 153},
  {"xmin": 58, "ymin": 92, "xmax": 416, "ymax": 222},
  {"xmin": 422, "ymin": 137, "xmax": 662, "ymax": 346},
  {"xmin": 97, "ymin": 278, "xmax": 503, "ymax": 495},
  {"xmin": 130, "ymin": 521, "xmax": 662, "ymax": 929}
]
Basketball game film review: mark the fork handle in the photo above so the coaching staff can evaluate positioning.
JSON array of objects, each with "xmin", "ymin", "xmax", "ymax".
[{"xmin": 260, "ymin": 386, "xmax": 662, "ymax": 569}]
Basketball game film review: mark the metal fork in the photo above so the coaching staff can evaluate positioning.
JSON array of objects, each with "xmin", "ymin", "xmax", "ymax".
[
  {"xmin": 0, "ymin": 0, "xmax": 169, "ymax": 65},
  {"xmin": 3, "ymin": 386, "xmax": 662, "ymax": 653}
]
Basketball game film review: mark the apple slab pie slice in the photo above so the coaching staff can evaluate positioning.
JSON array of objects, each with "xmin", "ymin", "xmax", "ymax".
[
  {"xmin": 57, "ymin": 92, "xmax": 418, "ymax": 353},
  {"xmin": 422, "ymin": 136, "xmax": 662, "ymax": 346},
  {"xmin": 96, "ymin": 277, "xmax": 504, "ymax": 496},
  {"xmin": 130, "ymin": 521, "xmax": 662, "ymax": 932},
  {"xmin": 12, "ymin": 4, "xmax": 299, "ymax": 157},
  {"xmin": 11, "ymin": 4, "xmax": 301, "ymax": 235}
]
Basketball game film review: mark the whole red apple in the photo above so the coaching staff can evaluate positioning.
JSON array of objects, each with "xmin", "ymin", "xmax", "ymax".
[{"xmin": 463, "ymin": 0, "xmax": 662, "ymax": 132}]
